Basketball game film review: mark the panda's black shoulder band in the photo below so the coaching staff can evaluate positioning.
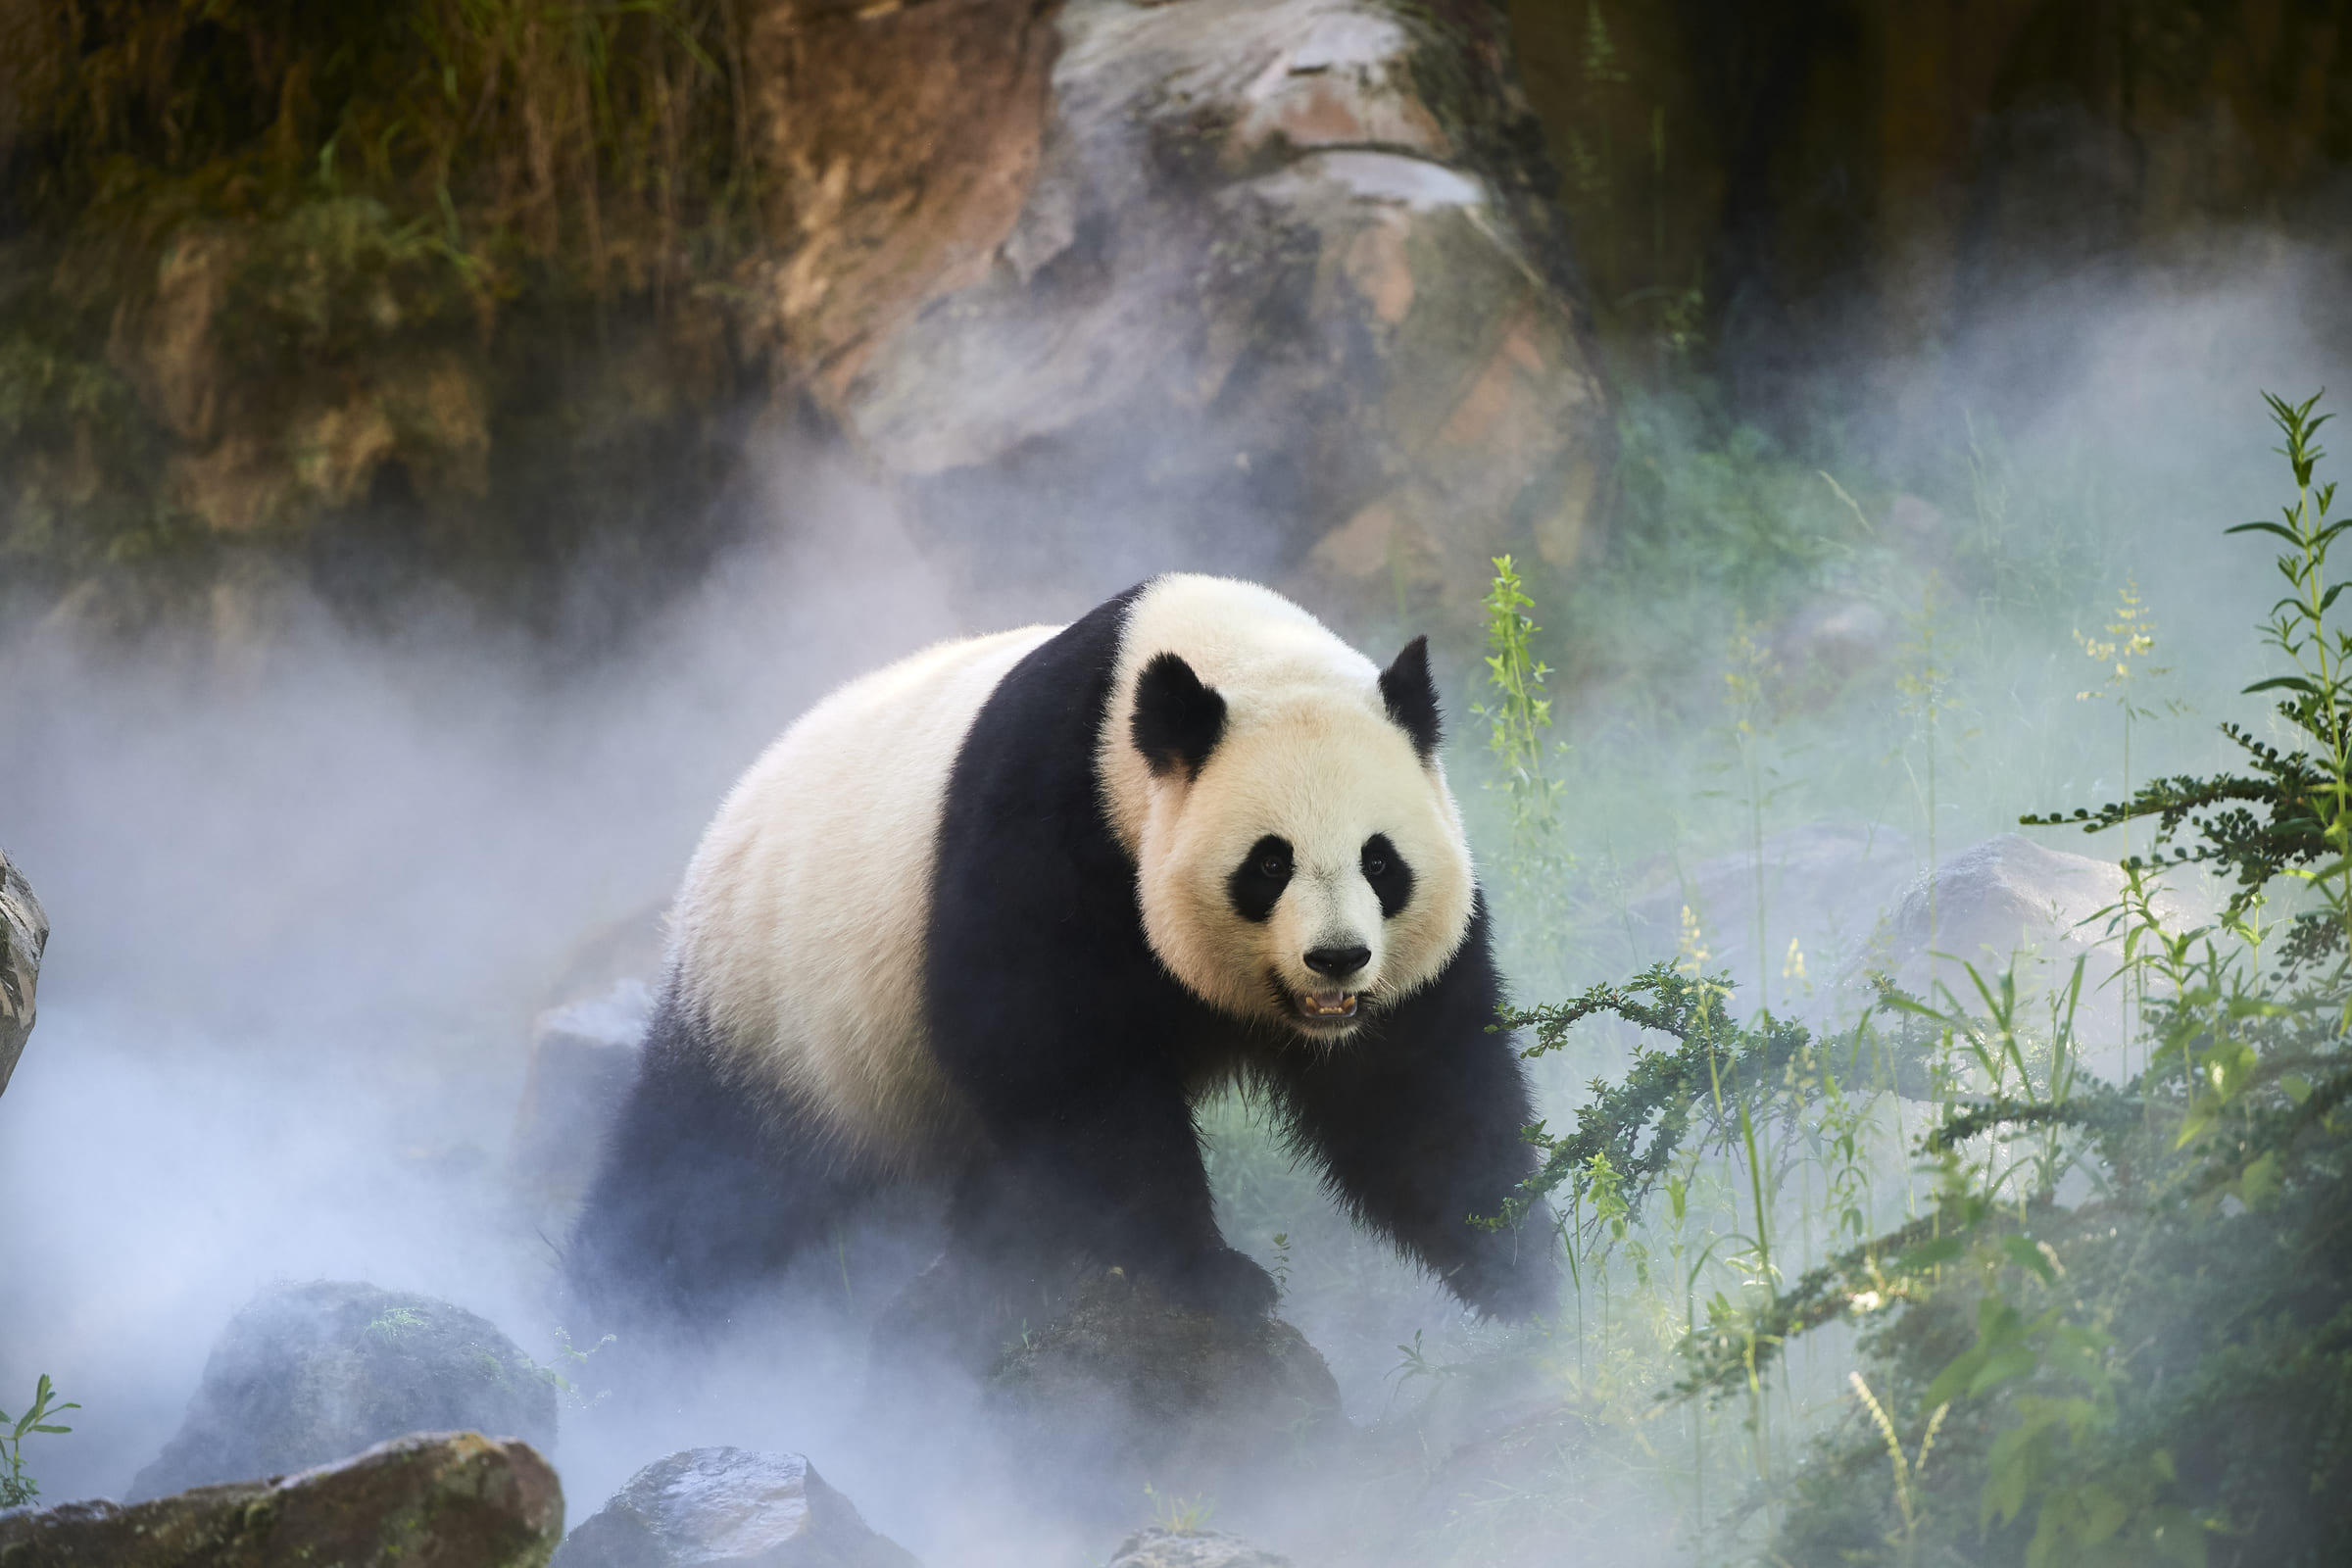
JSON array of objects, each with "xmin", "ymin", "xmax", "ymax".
[
  {"xmin": 1131, "ymin": 652, "xmax": 1227, "ymax": 779},
  {"xmin": 1380, "ymin": 635, "xmax": 1443, "ymax": 760}
]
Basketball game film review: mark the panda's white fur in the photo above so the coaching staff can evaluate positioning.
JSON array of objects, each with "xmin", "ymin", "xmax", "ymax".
[
  {"xmin": 1102, "ymin": 578, "xmax": 1476, "ymax": 1032},
  {"xmin": 664, "ymin": 573, "xmax": 1475, "ymax": 1172},
  {"xmin": 669, "ymin": 624, "xmax": 1054, "ymax": 1178}
]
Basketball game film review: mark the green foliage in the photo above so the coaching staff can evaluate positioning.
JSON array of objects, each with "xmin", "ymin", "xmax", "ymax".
[
  {"xmin": 1491, "ymin": 962, "xmax": 1817, "ymax": 1235},
  {"xmin": 1471, "ymin": 556, "xmax": 1578, "ymax": 966},
  {"xmin": 2, "ymin": 1, "xmax": 754, "ymax": 308},
  {"xmin": 1471, "ymin": 554, "xmax": 1568, "ymax": 858},
  {"xmin": 2025, "ymin": 392, "xmax": 2352, "ymax": 971},
  {"xmin": 1463, "ymin": 392, "xmax": 2352, "ymax": 1567},
  {"xmin": 0, "ymin": 1, "xmax": 755, "ymax": 601},
  {"xmin": 1143, "ymin": 1481, "xmax": 1215, "ymax": 1536},
  {"xmin": 531, "ymin": 1326, "xmax": 616, "ymax": 1414},
  {"xmin": 0, "ymin": 1374, "xmax": 79, "ymax": 1508},
  {"xmin": 1758, "ymin": 394, "xmax": 2352, "ymax": 1566}
]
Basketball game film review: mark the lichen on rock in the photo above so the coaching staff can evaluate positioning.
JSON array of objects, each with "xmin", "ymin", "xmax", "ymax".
[{"xmin": 130, "ymin": 1281, "xmax": 559, "ymax": 1503}]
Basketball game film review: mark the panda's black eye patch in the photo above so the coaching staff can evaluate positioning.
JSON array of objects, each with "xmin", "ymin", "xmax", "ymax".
[
  {"xmin": 1362, "ymin": 834, "xmax": 1414, "ymax": 919},
  {"xmin": 1228, "ymin": 835, "xmax": 1294, "ymax": 923}
]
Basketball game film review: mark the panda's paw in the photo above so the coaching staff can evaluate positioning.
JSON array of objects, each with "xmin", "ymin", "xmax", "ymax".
[
  {"xmin": 1159, "ymin": 1245, "xmax": 1280, "ymax": 1318},
  {"xmin": 1452, "ymin": 1220, "xmax": 1561, "ymax": 1322},
  {"xmin": 1459, "ymin": 1256, "xmax": 1559, "ymax": 1322}
]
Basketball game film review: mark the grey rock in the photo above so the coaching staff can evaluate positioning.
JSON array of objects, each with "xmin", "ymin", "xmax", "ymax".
[
  {"xmin": 1884, "ymin": 831, "xmax": 2141, "ymax": 981},
  {"xmin": 1624, "ymin": 822, "xmax": 1918, "ymax": 1020},
  {"xmin": 985, "ymin": 1267, "xmax": 1346, "ymax": 1487},
  {"xmin": 1, "ymin": 1430, "xmax": 562, "ymax": 1568},
  {"xmin": 1867, "ymin": 831, "xmax": 2197, "ymax": 1067},
  {"xmin": 129, "ymin": 1282, "xmax": 558, "ymax": 1502},
  {"xmin": 1107, "ymin": 1526, "xmax": 1293, "ymax": 1568},
  {"xmin": 850, "ymin": 0, "xmax": 1610, "ymax": 622},
  {"xmin": 552, "ymin": 1448, "xmax": 916, "ymax": 1568},
  {"xmin": 1627, "ymin": 826, "xmax": 2193, "ymax": 1061},
  {"xmin": 0, "ymin": 849, "xmax": 48, "ymax": 1100},
  {"xmin": 511, "ymin": 979, "xmax": 654, "ymax": 1228}
]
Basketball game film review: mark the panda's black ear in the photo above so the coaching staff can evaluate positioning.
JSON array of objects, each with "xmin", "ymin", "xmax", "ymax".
[
  {"xmin": 1380, "ymin": 635, "xmax": 1443, "ymax": 760},
  {"xmin": 1132, "ymin": 653, "xmax": 1227, "ymax": 779}
]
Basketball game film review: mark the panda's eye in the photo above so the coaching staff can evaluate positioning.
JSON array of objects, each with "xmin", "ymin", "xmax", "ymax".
[
  {"xmin": 1361, "ymin": 834, "xmax": 1414, "ymax": 919},
  {"xmin": 1227, "ymin": 835, "xmax": 1294, "ymax": 923}
]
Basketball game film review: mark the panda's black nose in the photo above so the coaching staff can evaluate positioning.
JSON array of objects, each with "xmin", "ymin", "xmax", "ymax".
[{"xmin": 1304, "ymin": 945, "xmax": 1372, "ymax": 978}]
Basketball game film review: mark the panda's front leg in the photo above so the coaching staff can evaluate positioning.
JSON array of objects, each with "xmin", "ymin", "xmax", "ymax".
[
  {"xmin": 930, "ymin": 1015, "xmax": 1277, "ymax": 1318},
  {"xmin": 1269, "ymin": 902, "xmax": 1559, "ymax": 1320}
]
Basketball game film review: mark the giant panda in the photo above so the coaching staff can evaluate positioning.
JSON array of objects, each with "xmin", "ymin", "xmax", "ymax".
[{"xmin": 568, "ymin": 574, "xmax": 1555, "ymax": 1328}]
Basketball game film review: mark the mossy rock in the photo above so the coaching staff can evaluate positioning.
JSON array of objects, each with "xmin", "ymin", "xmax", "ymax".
[
  {"xmin": 129, "ymin": 1281, "xmax": 557, "ymax": 1503},
  {"xmin": 0, "ymin": 1430, "xmax": 562, "ymax": 1568}
]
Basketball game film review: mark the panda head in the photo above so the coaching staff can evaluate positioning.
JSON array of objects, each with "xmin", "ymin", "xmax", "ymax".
[{"xmin": 1114, "ymin": 628, "xmax": 1476, "ymax": 1041}]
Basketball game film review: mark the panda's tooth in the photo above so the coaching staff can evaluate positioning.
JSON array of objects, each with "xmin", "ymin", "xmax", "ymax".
[{"xmin": 1300, "ymin": 989, "xmax": 1360, "ymax": 1018}]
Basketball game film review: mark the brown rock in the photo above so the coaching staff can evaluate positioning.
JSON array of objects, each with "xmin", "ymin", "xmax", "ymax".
[
  {"xmin": 0, "ymin": 1431, "xmax": 562, "ymax": 1568},
  {"xmin": 112, "ymin": 229, "xmax": 242, "ymax": 448},
  {"xmin": 740, "ymin": 0, "xmax": 1065, "ymax": 393}
]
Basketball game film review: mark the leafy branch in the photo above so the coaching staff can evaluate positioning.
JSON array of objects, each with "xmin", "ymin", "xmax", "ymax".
[
  {"xmin": 1488, "ymin": 961, "xmax": 1817, "ymax": 1231},
  {"xmin": 0, "ymin": 1374, "xmax": 78, "ymax": 1508}
]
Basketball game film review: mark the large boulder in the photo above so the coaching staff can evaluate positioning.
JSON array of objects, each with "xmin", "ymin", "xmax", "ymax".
[
  {"xmin": 0, "ymin": 1430, "xmax": 562, "ymax": 1568},
  {"xmin": 1880, "ymin": 832, "xmax": 2159, "ymax": 986},
  {"xmin": 1863, "ymin": 831, "xmax": 2198, "ymax": 1067},
  {"xmin": 0, "ymin": 849, "xmax": 47, "ymax": 1100},
  {"xmin": 983, "ymin": 1267, "xmax": 1347, "ymax": 1489},
  {"xmin": 552, "ymin": 1448, "xmax": 916, "ymax": 1568},
  {"xmin": 833, "ymin": 0, "xmax": 1611, "ymax": 618},
  {"xmin": 738, "ymin": 0, "xmax": 1062, "ymax": 394},
  {"xmin": 129, "ymin": 1282, "xmax": 558, "ymax": 1503},
  {"xmin": 1622, "ymin": 825, "xmax": 2195, "ymax": 1057}
]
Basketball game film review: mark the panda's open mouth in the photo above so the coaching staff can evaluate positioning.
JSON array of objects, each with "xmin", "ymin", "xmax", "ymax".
[{"xmin": 1297, "ymin": 989, "xmax": 1359, "ymax": 1021}]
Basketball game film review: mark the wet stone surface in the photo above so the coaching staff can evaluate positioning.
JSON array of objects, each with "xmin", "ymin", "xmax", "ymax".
[{"xmin": 552, "ymin": 1447, "xmax": 918, "ymax": 1568}]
